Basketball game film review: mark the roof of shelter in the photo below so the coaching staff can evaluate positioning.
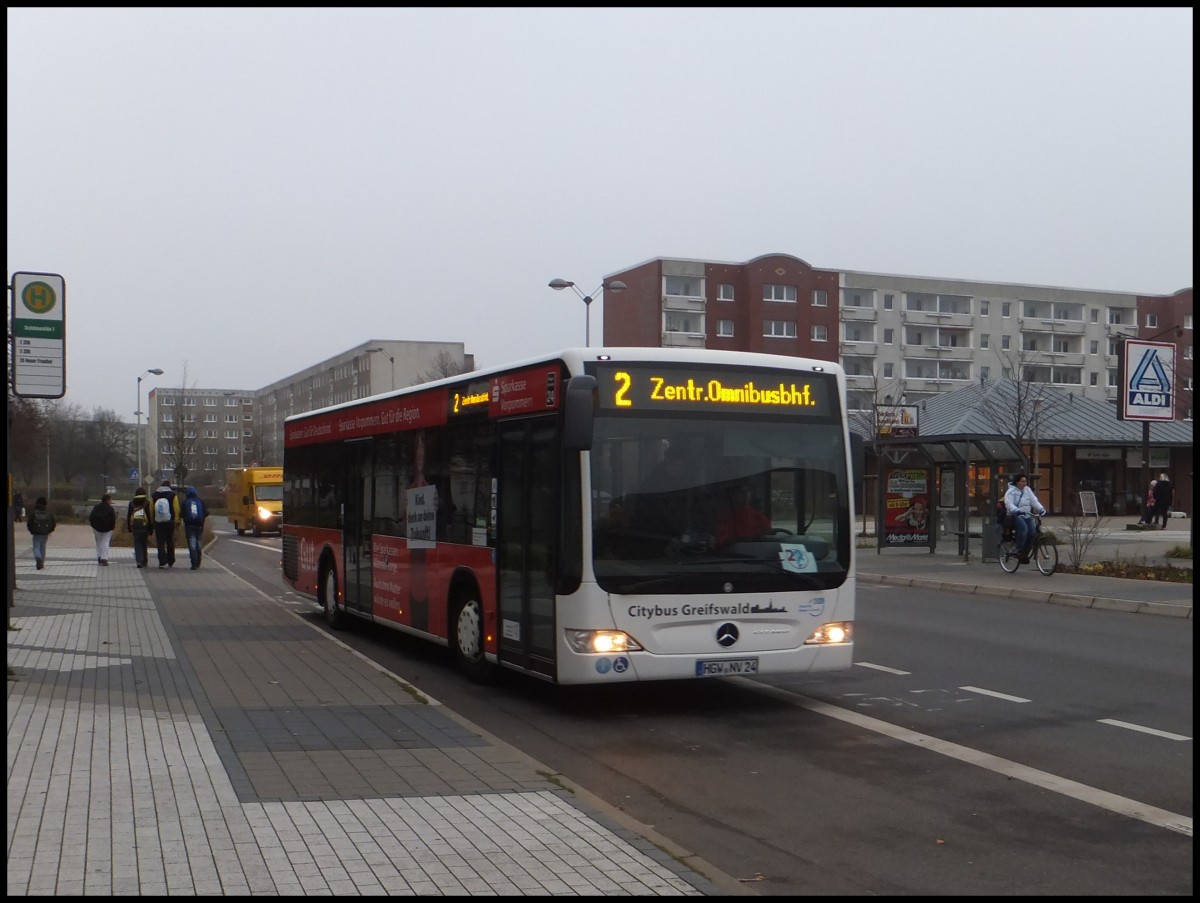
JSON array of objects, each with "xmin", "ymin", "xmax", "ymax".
[{"xmin": 852, "ymin": 378, "xmax": 1193, "ymax": 446}]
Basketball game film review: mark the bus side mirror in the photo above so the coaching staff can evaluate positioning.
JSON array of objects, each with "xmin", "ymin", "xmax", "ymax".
[
  {"xmin": 850, "ymin": 433, "xmax": 864, "ymax": 485},
  {"xmin": 562, "ymin": 375, "xmax": 598, "ymax": 451}
]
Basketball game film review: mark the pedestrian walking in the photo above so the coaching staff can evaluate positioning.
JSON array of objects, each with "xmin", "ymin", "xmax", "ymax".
[
  {"xmin": 126, "ymin": 486, "xmax": 153, "ymax": 568},
  {"xmin": 151, "ymin": 479, "xmax": 180, "ymax": 568},
  {"xmin": 1151, "ymin": 473, "xmax": 1174, "ymax": 529},
  {"xmin": 26, "ymin": 496, "xmax": 56, "ymax": 570},
  {"xmin": 181, "ymin": 486, "xmax": 208, "ymax": 570},
  {"xmin": 1139, "ymin": 479, "xmax": 1157, "ymax": 525},
  {"xmin": 88, "ymin": 493, "xmax": 118, "ymax": 565}
]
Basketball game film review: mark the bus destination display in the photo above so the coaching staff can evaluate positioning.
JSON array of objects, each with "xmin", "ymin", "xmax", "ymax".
[{"xmin": 590, "ymin": 363, "xmax": 833, "ymax": 416}]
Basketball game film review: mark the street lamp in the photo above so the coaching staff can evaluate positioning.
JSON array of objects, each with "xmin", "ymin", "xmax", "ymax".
[
  {"xmin": 548, "ymin": 278, "xmax": 627, "ymax": 347},
  {"xmin": 366, "ymin": 347, "xmax": 396, "ymax": 391},
  {"xmin": 136, "ymin": 368, "xmax": 164, "ymax": 489}
]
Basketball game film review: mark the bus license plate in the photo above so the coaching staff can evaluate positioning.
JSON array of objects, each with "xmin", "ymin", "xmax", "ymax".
[{"xmin": 696, "ymin": 658, "xmax": 759, "ymax": 677}]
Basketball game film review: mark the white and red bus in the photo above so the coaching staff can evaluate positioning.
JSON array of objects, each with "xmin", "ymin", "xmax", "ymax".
[{"xmin": 282, "ymin": 347, "xmax": 857, "ymax": 684}]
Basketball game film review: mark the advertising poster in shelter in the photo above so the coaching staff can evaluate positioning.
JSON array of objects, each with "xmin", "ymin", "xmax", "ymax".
[{"xmin": 879, "ymin": 465, "xmax": 933, "ymax": 548}]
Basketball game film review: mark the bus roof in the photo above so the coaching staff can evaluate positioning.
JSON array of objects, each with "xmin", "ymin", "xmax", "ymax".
[{"xmin": 285, "ymin": 346, "xmax": 844, "ymax": 425}]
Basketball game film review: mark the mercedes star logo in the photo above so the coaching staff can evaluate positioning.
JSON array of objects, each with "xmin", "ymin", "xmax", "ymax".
[{"xmin": 716, "ymin": 623, "xmax": 739, "ymax": 647}]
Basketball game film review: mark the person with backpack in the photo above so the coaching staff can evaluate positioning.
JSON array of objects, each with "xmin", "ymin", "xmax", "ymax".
[
  {"xmin": 151, "ymin": 479, "xmax": 181, "ymax": 568},
  {"xmin": 126, "ymin": 486, "xmax": 153, "ymax": 568},
  {"xmin": 26, "ymin": 496, "xmax": 56, "ymax": 570},
  {"xmin": 88, "ymin": 493, "xmax": 118, "ymax": 566},
  {"xmin": 181, "ymin": 486, "xmax": 208, "ymax": 570}
]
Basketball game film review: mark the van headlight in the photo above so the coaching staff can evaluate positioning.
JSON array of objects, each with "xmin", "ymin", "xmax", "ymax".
[
  {"xmin": 565, "ymin": 630, "xmax": 644, "ymax": 654},
  {"xmin": 804, "ymin": 622, "xmax": 852, "ymax": 645},
  {"xmin": 257, "ymin": 506, "xmax": 273, "ymax": 520}
]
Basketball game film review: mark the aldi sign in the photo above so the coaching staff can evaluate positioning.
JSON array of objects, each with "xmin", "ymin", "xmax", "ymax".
[{"xmin": 1118, "ymin": 340, "xmax": 1175, "ymax": 422}]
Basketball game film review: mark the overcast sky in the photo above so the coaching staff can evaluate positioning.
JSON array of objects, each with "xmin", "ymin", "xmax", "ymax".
[{"xmin": 7, "ymin": 7, "xmax": 1194, "ymax": 416}]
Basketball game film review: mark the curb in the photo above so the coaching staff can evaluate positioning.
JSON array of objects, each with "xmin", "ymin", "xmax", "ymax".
[{"xmin": 858, "ymin": 573, "xmax": 1193, "ymax": 619}]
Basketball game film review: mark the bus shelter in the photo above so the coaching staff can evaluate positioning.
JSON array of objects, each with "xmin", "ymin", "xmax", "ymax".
[{"xmin": 871, "ymin": 434, "xmax": 1026, "ymax": 561}]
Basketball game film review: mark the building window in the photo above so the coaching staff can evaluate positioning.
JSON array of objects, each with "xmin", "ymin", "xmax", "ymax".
[
  {"xmin": 1089, "ymin": 340, "xmax": 1099, "ymax": 354},
  {"xmin": 226, "ymin": 414, "xmax": 238, "ymax": 423},
  {"xmin": 716, "ymin": 319, "xmax": 734, "ymax": 337},
  {"xmin": 1002, "ymin": 302, "xmax": 1011, "ymax": 318},
  {"xmin": 1187, "ymin": 345, "xmax": 1194, "ymax": 360},
  {"xmin": 204, "ymin": 413, "xmax": 217, "ymax": 423},
  {"xmin": 1145, "ymin": 314, "xmax": 1158, "ymax": 328},
  {"xmin": 664, "ymin": 275, "xmax": 700, "ymax": 297},
  {"xmin": 883, "ymin": 293, "xmax": 894, "ymax": 310},
  {"xmin": 203, "ymin": 398, "xmax": 216, "ymax": 407},
  {"xmin": 883, "ymin": 363, "xmax": 894, "ymax": 378},
  {"xmin": 182, "ymin": 398, "xmax": 195, "ymax": 407},
  {"xmin": 980, "ymin": 300, "xmax": 989, "ymax": 316},
  {"xmin": 1108, "ymin": 369, "xmax": 1119, "ymax": 387},
  {"xmin": 717, "ymin": 283, "xmax": 735, "ymax": 301},
  {"xmin": 1108, "ymin": 308, "xmax": 1125, "ymax": 325},
  {"xmin": 763, "ymin": 284, "xmax": 797, "ymax": 303},
  {"xmin": 883, "ymin": 328, "xmax": 894, "ymax": 344},
  {"xmin": 981, "ymin": 334, "xmax": 990, "ymax": 349},
  {"xmin": 812, "ymin": 290, "xmax": 828, "ymax": 307},
  {"xmin": 664, "ymin": 311, "xmax": 701, "ymax": 334},
  {"xmin": 1002, "ymin": 335, "xmax": 1011, "ymax": 350},
  {"xmin": 1053, "ymin": 339, "xmax": 1070, "ymax": 353},
  {"xmin": 1090, "ymin": 308, "xmax": 1099, "ymax": 323},
  {"xmin": 1185, "ymin": 314, "xmax": 1193, "ymax": 330},
  {"xmin": 844, "ymin": 290, "xmax": 874, "ymax": 308},
  {"xmin": 1089, "ymin": 372, "xmax": 1098, "ymax": 386},
  {"xmin": 981, "ymin": 366, "xmax": 990, "ymax": 380},
  {"xmin": 225, "ymin": 397, "xmax": 239, "ymax": 406},
  {"xmin": 161, "ymin": 397, "xmax": 175, "ymax": 406},
  {"xmin": 844, "ymin": 325, "xmax": 873, "ymax": 343},
  {"xmin": 763, "ymin": 320, "xmax": 797, "ymax": 338},
  {"xmin": 811, "ymin": 324, "xmax": 828, "ymax": 342}
]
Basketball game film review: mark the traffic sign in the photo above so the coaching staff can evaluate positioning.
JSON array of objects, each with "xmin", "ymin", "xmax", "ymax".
[{"xmin": 10, "ymin": 271, "xmax": 66, "ymax": 399}]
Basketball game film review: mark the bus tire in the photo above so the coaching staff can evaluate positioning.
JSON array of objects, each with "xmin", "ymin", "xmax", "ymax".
[
  {"xmin": 321, "ymin": 562, "xmax": 345, "ymax": 629},
  {"xmin": 451, "ymin": 593, "xmax": 495, "ymax": 683}
]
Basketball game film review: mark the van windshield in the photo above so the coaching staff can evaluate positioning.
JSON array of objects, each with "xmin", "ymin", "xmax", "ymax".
[{"xmin": 253, "ymin": 485, "xmax": 284, "ymax": 502}]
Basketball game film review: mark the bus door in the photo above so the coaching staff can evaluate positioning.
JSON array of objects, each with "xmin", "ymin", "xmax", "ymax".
[
  {"xmin": 341, "ymin": 438, "xmax": 373, "ymax": 616},
  {"xmin": 497, "ymin": 418, "xmax": 559, "ymax": 678}
]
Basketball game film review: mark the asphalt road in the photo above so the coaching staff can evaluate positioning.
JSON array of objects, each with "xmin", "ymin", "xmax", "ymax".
[{"xmin": 211, "ymin": 528, "xmax": 1193, "ymax": 896}]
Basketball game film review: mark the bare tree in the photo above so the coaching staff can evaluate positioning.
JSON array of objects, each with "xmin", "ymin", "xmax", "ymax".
[
  {"xmin": 84, "ymin": 407, "xmax": 135, "ymax": 488},
  {"xmin": 8, "ymin": 395, "xmax": 47, "ymax": 485},
  {"xmin": 419, "ymin": 350, "xmax": 470, "ymax": 383},
  {"xmin": 977, "ymin": 345, "xmax": 1062, "ymax": 451},
  {"xmin": 162, "ymin": 362, "xmax": 200, "ymax": 485},
  {"xmin": 44, "ymin": 400, "xmax": 90, "ymax": 486}
]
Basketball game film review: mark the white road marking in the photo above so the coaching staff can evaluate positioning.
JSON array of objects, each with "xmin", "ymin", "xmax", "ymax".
[
  {"xmin": 855, "ymin": 662, "xmax": 911, "ymax": 675},
  {"xmin": 734, "ymin": 678, "xmax": 1192, "ymax": 838},
  {"xmin": 1098, "ymin": 719, "xmax": 1192, "ymax": 742},
  {"xmin": 959, "ymin": 685, "xmax": 1031, "ymax": 703}
]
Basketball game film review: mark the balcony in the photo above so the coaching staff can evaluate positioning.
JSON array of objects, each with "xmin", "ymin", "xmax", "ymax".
[
  {"xmin": 841, "ymin": 306, "xmax": 877, "ymax": 322},
  {"xmin": 840, "ymin": 341, "xmax": 877, "ymax": 356},
  {"xmin": 661, "ymin": 331, "xmax": 706, "ymax": 348},
  {"xmin": 1019, "ymin": 317, "xmax": 1087, "ymax": 336},
  {"xmin": 661, "ymin": 294, "xmax": 706, "ymax": 313}
]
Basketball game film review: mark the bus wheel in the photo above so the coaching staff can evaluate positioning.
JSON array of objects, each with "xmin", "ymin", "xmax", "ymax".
[
  {"xmin": 321, "ymin": 564, "xmax": 344, "ymax": 629},
  {"xmin": 451, "ymin": 595, "xmax": 495, "ymax": 683}
]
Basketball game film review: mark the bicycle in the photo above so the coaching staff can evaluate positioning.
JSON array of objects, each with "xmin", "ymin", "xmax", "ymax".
[{"xmin": 998, "ymin": 514, "xmax": 1058, "ymax": 576}]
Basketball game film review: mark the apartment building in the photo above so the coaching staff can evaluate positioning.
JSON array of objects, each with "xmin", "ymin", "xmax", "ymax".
[
  {"xmin": 146, "ymin": 340, "xmax": 473, "ymax": 483},
  {"xmin": 603, "ymin": 254, "xmax": 1194, "ymax": 420}
]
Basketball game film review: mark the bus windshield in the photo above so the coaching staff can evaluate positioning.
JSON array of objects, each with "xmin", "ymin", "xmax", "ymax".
[{"xmin": 590, "ymin": 414, "xmax": 851, "ymax": 594}]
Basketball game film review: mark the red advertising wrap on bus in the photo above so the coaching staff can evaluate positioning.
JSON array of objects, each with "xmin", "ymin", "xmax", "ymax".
[{"xmin": 281, "ymin": 348, "xmax": 857, "ymax": 686}]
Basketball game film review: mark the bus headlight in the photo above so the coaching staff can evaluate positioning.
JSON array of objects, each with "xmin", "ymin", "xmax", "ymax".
[
  {"xmin": 565, "ymin": 630, "xmax": 644, "ymax": 654},
  {"xmin": 804, "ymin": 622, "xmax": 852, "ymax": 645}
]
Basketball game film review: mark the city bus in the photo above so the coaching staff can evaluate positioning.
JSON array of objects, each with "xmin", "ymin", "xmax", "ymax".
[{"xmin": 281, "ymin": 347, "xmax": 857, "ymax": 685}]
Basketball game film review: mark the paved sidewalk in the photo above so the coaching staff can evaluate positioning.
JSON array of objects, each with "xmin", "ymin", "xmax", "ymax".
[
  {"xmin": 858, "ymin": 518, "xmax": 1193, "ymax": 618},
  {"xmin": 7, "ymin": 526, "xmax": 737, "ymax": 896}
]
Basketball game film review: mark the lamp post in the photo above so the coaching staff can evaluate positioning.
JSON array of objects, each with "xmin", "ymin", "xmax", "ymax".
[
  {"xmin": 548, "ymin": 278, "xmax": 628, "ymax": 347},
  {"xmin": 136, "ymin": 368, "xmax": 164, "ymax": 489},
  {"xmin": 366, "ymin": 347, "xmax": 395, "ymax": 391}
]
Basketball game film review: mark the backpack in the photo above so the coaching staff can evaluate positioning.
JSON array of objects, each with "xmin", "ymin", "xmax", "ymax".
[
  {"xmin": 131, "ymin": 503, "xmax": 149, "ymax": 529},
  {"xmin": 184, "ymin": 497, "xmax": 204, "ymax": 526},
  {"xmin": 154, "ymin": 496, "xmax": 172, "ymax": 522}
]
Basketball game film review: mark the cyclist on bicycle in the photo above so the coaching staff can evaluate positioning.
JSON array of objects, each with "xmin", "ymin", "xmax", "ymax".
[{"xmin": 1004, "ymin": 473, "xmax": 1047, "ymax": 562}]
